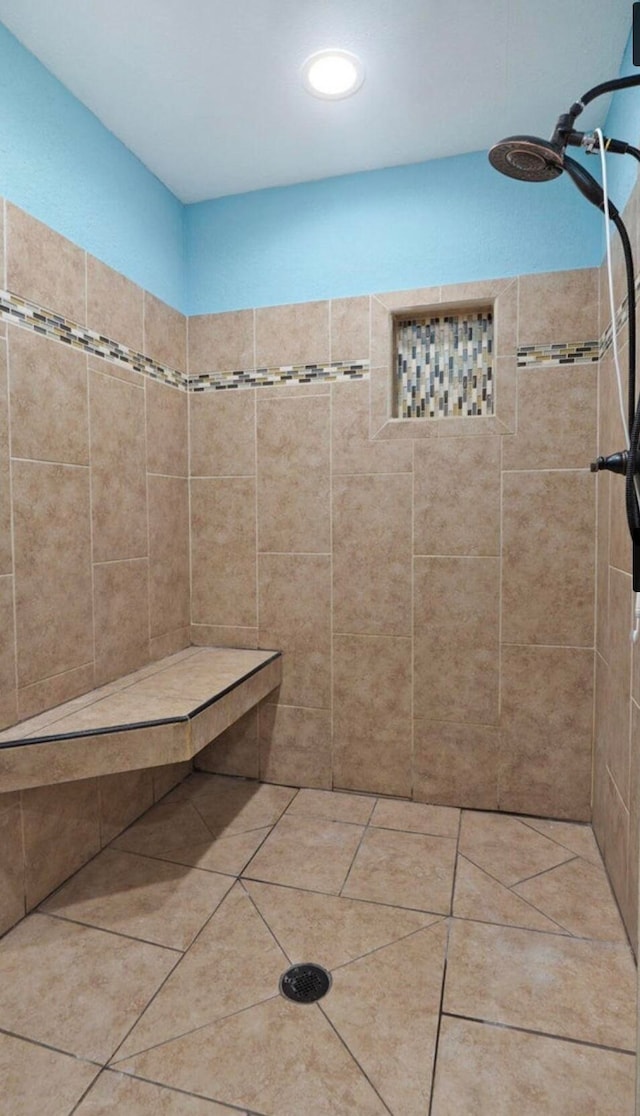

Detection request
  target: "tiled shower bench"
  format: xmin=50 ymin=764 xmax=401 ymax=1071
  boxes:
xmin=0 ymin=647 xmax=281 ymax=792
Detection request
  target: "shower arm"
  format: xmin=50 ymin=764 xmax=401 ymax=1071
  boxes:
xmin=551 ymin=74 xmax=640 ymax=149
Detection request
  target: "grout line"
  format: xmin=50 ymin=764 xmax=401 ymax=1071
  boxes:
xmin=316 ymin=1001 xmax=395 ymax=1115
xmin=0 ymin=1025 xmax=103 ymax=1068
xmin=239 ymin=868 xmax=448 ymax=917
xmin=338 ymin=821 xmax=370 ymax=898
xmin=440 ymin=1011 xmax=636 ymax=1057
xmin=36 ymin=909 xmax=185 ymax=954
xmin=142 ymin=382 xmax=152 ymax=662
xmin=239 ymin=878 xmax=292 ymax=964
xmin=80 ymin=1068 xmax=268 ymax=1116
xmin=410 ymin=438 xmax=415 ymax=799
xmin=428 ymin=916 xmax=451 ymax=1116
xmin=328 ymin=917 xmax=446 ymax=975
xmin=506 ymin=855 xmax=579 ymax=889
xmin=329 ymin=381 xmax=335 ymax=790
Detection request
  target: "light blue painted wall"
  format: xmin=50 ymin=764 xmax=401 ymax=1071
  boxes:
xmin=185 ymin=152 xmax=605 ymax=313
xmin=603 ymin=30 xmax=640 ymax=214
xmin=0 ymin=23 xmax=186 ymax=311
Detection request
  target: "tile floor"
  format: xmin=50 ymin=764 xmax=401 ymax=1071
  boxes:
xmin=0 ymin=772 xmax=636 ymax=1115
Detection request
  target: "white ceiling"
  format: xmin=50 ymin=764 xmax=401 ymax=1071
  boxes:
xmin=0 ymin=0 xmax=633 ymax=203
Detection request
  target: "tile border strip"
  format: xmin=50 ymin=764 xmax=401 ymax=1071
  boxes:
xmin=517 ymin=340 xmax=600 ymax=368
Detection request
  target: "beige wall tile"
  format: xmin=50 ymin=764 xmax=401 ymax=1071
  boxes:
xmin=330 ymin=297 xmax=370 ymax=362
xmin=258 ymin=553 xmax=330 ymax=709
xmin=86 ymin=255 xmax=144 ymax=352
xmin=595 ymin=768 xmax=631 ymax=934
xmin=93 ymin=559 xmax=150 ymax=685
xmin=6 ymin=204 xmax=86 ymax=323
xmin=596 ymin=473 xmax=610 ymax=658
xmin=493 ymin=280 xmax=518 ymax=357
xmin=332 ymin=379 xmax=413 ymax=475
xmin=333 ymin=473 xmax=411 ymax=636
xmin=195 ymin=707 xmax=259 ymax=778
xmin=99 ymin=769 xmax=155 ymax=845
xmin=0 ymin=200 xmax=4 ymax=291
xmin=145 ymin=380 xmax=187 ymax=477
xmin=259 ymin=703 xmax=332 ymax=788
xmin=87 ymin=354 xmax=142 ymax=389
xmin=190 ymin=477 xmax=257 ymax=626
xmin=17 ymin=663 xmax=94 ymax=723
xmin=500 ymin=645 xmax=594 ymax=820
xmin=0 ymin=343 xmax=11 ymax=575
xmin=414 ymin=556 xmax=500 ymax=724
xmin=149 ymin=627 xmax=190 ymax=661
xmin=0 ymin=791 xmax=24 ymax=935
xmin=370 ymin=298 xmax=393 ymax=374
xmin=603 ymin=569 xmax=633 ymax=803
xmin=89 ymin=371 xmax=147 ymax=562
xmin=518 ymin=268 xmax=599 ymax=346
xmin=153 ymin=760 xmax=193 ymax=802
xmin=609 ymin=467 xmax=631 ymax=575
xmin=148 ymin=475 xmax=189 ymax=639
xmin=190 ymin=624 xmax=258 ymax=649
xmin=333 ymin=634 xmax=412 ymax=798
xmin=503 ymin=365 xmax=597 ymax=472
xmin=143 ymin=291 xmax=186 ymax=371
xmin=626 ymin=700 xmax=639 ymax=952
xmin=22 ymin=777 xmax=100 ymax=908
xmin=257 ymin=396 xmax=330 ymax=554
xmin=495 ymin=356 xmax=517 ymax=434
xmin=13 ymin=461 xmax=93 ymax=687
xmin=0 ymin=575 xmax=16 ymax=731
xmin=188 ymin=310 xmax=254 ymax=375
xmin=255 ymin=301 xmax=330 ymax=367
xmin=8 ymin=328 xmax=89 ymax=465
xmin=190 ymin=389 xmax=256 ymax=477
xmin=414 ymin=437 xmax=500 ymax=556
xmin=501 ymin=471 xmax=595 ymax=647
xmin=375 ymin=286 xmax=441 ymax=312
xmin=413 ymin=720 xmax=500 ymax=810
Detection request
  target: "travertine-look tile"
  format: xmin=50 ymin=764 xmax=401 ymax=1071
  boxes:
xmin=331 ymin=379 xmax=412 ymax=474
xmin=196 ymin=707 xmax=260 ymax=778
xmin=8 ymin=327 xmax=89 ymax=465
xmin=502 ymin=365 xmax=596 ymax=471
xmin=13 ymin=460 xmax=93 ymax=686
xmin=6 ymin=203 xmax=86 ymax=323
xmin=255 ymin=300 xmax=330 ymax=367
xmin=0 ymin=791 xmax=25 ymax=935
xmin=452 ymin=855 xmax=566 ymax=933
xmin=86 ymin=256 xmax=144 ymax=352
xmin=150 ymin=627 xmax=190 ymax=661
xmin=330 ymin=296 xmax=370 ymax=361
xmin=333 ymin=634 xmax=412 ymax=797
xmin=188 ymin=309 xmax=254 ymax=375
xmin=324 ymin=923 xmax=447 ymax=1116
xmin=343 ymin=826 xmax=456 ymax=913
xmin=112 ymin=799 xmax=212 ymax=858
xmin=285 ymin=787 xmax=375 ymax=825
xmin=148 ymin=475 xmax=190 ymax=638
xmin=41 ymin=848 xmax=233 ymax=950
xmin=153 ymin=760 xmax=192 ymax=801
xmin=257 ymin=395 xmax=330 ymax=553
xmin=143 ymin=292 xmax=186 ymax=371
xmin=76 ymin=1071 xmax=237 ymax=1114
xmin=259 ymin=703 xmax=332 ymax=788
xmin=517 ymin=816 xmax=601 ymax=863
xmin=258 ymin=552 xmax=331 ymax=708
xmin=243 ymin=813 xmax=363 ymax=893
xmin=190 ymin=623 xmax=258 ymax=648
xmin=501 ymin=470 xmax=595 ymax=646
xmin=246 ymin=879 xmax=436 ymax=969
xmin=16 ymin=662 xmax=94 ymax=723
xmin=116 ymin=995 xmax=388 ymax=1115
xmin=0 ymin=343 xmax=11 ymax=575
xmin=413 ymin=721 xmax=500 ymax=810
xmin=0 ymin=1032 xmax=99 ymax=1116
xmin=152 ymin=826 xmax=271 ymax=876
xmin=499 ymin=645 xmax=594 ymax=820
xmin=113 ymin=884 xmax=288 ymax=1060
xmin=370 ymin=798 xmax=460 ymax=837
xmin=459 ymin=811 xmax=575 ymax=887
xmin=603 ymin=568 xmax=633 ymax=801
xmin=518 ymin=268 xmax=598 ymax=345
xmin=21 ymin=777 xmax=101 ymax=908
xmin=99 ymin=768 xmax=154 ymax=845
xmin=145 ymin=379 xmax=187 ymax=476
xmin=431 ymin=1016 xmax=635 ymax=1116
xmin=190 ymin=476 xmax=256 ymax=626
xmin=0 ymin=912 xmax=176 ymax=1062
xmin=414 ymin=437 xmax=500 ymax=555
xmin=93 ymin=559 xmax=150 ymax=685
xmin=89 ymin=371 xmax=147 ymax=561
xmin=190 ymin=389 xmax=256 ymax=477
xmin=148 ymin=774 xmax=294 ymax=842
xmin=333 ymin=473 xmax=412 ymax=635
xmin=414 ymin=557 xmax=500 ymax=724
xmin=0 ymin=575 xmax=17 ymax=731
xmin=444 ymin=918 xmax=636 ymax=1050
xmin=514 ymin=856 xmax=627 ymax=941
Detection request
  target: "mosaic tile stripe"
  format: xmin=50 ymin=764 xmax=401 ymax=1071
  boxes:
xmin=517 ymin=340 xmax=600 ymax=368
xmin=187 ymin=361 xmax=369 ymax=392
xmin=395 ymin=311 xmax=494 ymax=419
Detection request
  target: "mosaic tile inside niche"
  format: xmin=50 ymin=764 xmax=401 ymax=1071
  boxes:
xmin=395 ymin=309 xmax=494 ymax=419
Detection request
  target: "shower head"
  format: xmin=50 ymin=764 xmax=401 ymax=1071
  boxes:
xmin=488 ymin=135 xmax=564 ymax=182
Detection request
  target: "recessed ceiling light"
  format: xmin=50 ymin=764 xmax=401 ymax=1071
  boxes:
xmin=302 ymin=49 xmax=365 ymax=100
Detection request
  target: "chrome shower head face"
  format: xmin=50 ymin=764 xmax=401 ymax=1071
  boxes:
xmin=488 ymin=135 xmax=564 ymax=182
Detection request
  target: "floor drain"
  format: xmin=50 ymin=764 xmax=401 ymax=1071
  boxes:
xmin=279 ymin=963 xmax=332 ymax=1004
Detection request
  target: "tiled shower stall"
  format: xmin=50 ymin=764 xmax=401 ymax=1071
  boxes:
xmin=0 ymin=178 xmax=638 ymax=959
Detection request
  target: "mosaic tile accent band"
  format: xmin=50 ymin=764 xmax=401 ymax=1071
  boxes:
xmin=0 ymin=290 xmax=369 ymax=394
xmin=517 ymin=340 xmax=600 ymax=368
xmin=395 ymin=311 xmax=494 ymax=419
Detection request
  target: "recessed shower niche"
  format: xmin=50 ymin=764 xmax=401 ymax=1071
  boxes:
xmin=393 ymin=305 xmax=494 ymax=419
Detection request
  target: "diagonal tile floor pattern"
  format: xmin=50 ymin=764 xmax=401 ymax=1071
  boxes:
xmin=0 ymin=772 xmax=636 ymax=1114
